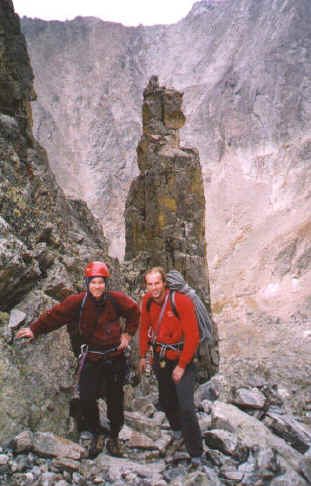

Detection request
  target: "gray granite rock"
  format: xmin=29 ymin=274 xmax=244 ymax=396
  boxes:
xmin=299 ymin=447 xmax=311 ymax=483
xmin=211 ymin=401 xmax=303 ymax=472
xmin=231 ymin=387 xmax=267 ymax=410
xmin=204 ymin=429 xmax=248 ymax=461
xmin=32 ymin=432 xmax=87 ymax=460
xmin=264 ymin=410 xmax=311 ymax=453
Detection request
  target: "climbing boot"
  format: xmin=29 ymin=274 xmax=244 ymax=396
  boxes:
xmin=106 ymin=437 xmax=123 ymax=457
xmin=94 ymin=434 xmax=105 ymax=456
xmin=79 ymin=431 xmax=97 ymax=458
xmin=189 ymin=456 xmax=202 ymax=470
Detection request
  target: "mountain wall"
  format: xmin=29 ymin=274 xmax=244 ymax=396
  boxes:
xmin=20 ymin=0 xmax=311 ymax=414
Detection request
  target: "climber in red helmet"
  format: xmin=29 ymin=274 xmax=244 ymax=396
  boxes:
xmin=16 ymin=261 xmax=140 ymax=458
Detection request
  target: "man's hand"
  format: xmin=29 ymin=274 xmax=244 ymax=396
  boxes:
xmin=118 ymin=332 xmax=131 ymax=350
xmin=172 ymin=365 xmax=184 ymax=383
xmin=15 ymin=327 xmax=34 ymax=342
xmin=138 ymin=358 xmax=146 ymax=375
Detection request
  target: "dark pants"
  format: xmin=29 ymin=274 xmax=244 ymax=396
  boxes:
xmin=79 ymin=355 xmax=125 ymax=438
xmin=153 ymin=356 xmax=203 ymax=458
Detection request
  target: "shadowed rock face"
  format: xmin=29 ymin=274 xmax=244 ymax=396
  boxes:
xmin=0 ymin=0 xmax=120 ymax=442
xmin=125 ymin=76 xmax=209 ymax=299
xmin=0 ymin=0 xmax=34 ymax=120
xmin=20 ymin=0 xmax=311 ymax=413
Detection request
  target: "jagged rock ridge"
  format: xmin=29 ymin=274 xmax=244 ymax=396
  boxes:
xmin=0 ymin=0 xmax=120 ymax=442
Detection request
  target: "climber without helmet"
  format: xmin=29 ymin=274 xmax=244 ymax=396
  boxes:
xmin=139 ymin=266 xmax=203 ymax=467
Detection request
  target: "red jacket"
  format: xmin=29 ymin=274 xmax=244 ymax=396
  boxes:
xmin=139 ymin=290 xmax=199 ymax=369
xmin=30 ymin=291 xmax=140 ymax=359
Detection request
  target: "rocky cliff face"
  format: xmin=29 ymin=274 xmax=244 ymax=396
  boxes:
xmin=20 ymin=0 xmax=311 ymax=415
xmin=0 ymin=0 xmax=121 ymax=442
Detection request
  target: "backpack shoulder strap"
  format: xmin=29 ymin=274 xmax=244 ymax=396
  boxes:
xmin=78 ymin=292 xmax=88 ymax=335
xmin=169 ymin=290 xmax=180 ymax=319
xmin=146 ymin=296 xmax=153 ymax=312
xmin=146 ymin=291 xmax=180 ymax=319
xmin=107 ymin=292 xmax=122 ymax=318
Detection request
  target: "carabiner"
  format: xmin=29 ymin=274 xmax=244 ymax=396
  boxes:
xmin=78 ymin=344 xmax=88 ymax=360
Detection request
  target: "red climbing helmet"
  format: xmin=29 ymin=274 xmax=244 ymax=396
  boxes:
xmin=85 ymin=261 xmax=110 ymax=278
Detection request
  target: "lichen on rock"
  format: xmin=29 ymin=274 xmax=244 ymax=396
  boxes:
xmin=125 ymin=76 xmax=210 ymax=303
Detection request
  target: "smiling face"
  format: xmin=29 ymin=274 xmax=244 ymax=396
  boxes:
xmin=88 ymin=276 xmax=106 ymax=300
xmin=145 ymin=271 xmax=166 ymax=304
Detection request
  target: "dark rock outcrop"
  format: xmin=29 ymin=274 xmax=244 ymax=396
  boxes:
xmin=0 ymin=0 xmax=120 ymax=442
xmin=125 ymin=76 xmax=209 ymax=299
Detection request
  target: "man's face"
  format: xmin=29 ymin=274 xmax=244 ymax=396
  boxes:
xmin=145 ymin=271 xmax=166 ymax=303
xmin=89 ymin=277 xmax=106 ymax=299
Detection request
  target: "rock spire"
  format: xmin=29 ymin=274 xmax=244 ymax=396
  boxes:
xmin=125 ymin=76 xmax=209 ymax=301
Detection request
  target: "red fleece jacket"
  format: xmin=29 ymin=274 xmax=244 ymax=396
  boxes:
xmin=139 ymin=290 xmax=199 ymax=369
xmin=30 ymin=292 xmax=140 ymax=359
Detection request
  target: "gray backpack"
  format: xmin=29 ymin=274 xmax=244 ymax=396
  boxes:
xmin=166 ymin=270 xmax=219 ymax=383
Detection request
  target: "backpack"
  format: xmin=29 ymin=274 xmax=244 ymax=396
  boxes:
xmin=148 ymin=270 xmax=219 ymax=383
